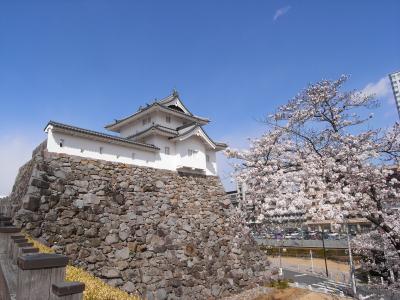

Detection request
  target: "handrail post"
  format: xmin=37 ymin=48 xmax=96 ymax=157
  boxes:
xmin=17 ymin=253 xmax=69 ymax=300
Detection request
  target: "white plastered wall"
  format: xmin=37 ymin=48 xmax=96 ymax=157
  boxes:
xmin=205 ymin=151 xmax=217 ymax=176
xmin=47 ymin=129 xmax=158 ymax=168
xmin=46 ymin=127 xmax=219 ymax=176
xmin=176 ymin=136 xmax=207 ymax=171
xmin=144 ymin=135 xmax=177 ymax=171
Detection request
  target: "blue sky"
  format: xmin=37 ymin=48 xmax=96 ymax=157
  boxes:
xmin=0 ymin=1 xmax=399 ymax=194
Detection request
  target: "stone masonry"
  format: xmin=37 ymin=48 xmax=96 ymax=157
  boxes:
xmin=2 ymin=141 xmax=271 ymax=299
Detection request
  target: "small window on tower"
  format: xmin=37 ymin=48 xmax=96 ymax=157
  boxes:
xmin=188 ymin=149 xmax=197 ymax=156
xmin=59 ymin=139 xmax=64 ymax=148
xmin=165 ymin=147 xmax=170 ymax=155
xmin=132 ymin=152 xmax=135 ymax=159
xmin=99 ymin=147 xmax=103 ymax=154
xmin=166 ymin=115 xmax=171 ymax=123
xmin=80 ymin=148 xmax=84 ymax=153
xmin=206 ymin=154 xmax=210 ymax=162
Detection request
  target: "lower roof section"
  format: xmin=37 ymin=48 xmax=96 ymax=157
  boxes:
xmin=45 ymin=121 xmax=160 ymax=152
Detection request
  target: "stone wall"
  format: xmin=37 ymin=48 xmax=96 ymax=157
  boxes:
xmin=4 ymin=145 xmax=271 ymax=300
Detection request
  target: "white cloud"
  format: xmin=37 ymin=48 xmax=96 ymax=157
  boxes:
xmin=273 ymin=5 xmax=291 ymax=22
xmin=0 ymin=134 xmax=42 ymax=196
xmin=361 ymin=76 xmax=394 ymax=104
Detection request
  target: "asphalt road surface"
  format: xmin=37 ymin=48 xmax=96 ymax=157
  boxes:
xmin=283 ymin=269 xmax=399 ymax=300
xmin=282 ymin=269 xmax=350 ymax=296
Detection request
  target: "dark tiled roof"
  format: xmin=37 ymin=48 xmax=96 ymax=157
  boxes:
xmin=46 ymin=121 xmax=160 ymax=150
xmin=105 ymin=101 xmax=209 ymax=129
xmin=176 ymin=122 xmax=198 ymax=131
xmin=127 ymin=122 xmax=228 ymax=150
xmin=126 ymin=125 xmax=178 ymax=140
xmin=215 ymin=142 xmax=228 ymax=148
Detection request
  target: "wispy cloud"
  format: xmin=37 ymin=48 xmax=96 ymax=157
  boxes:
xmin=361 ymin=76 xmax=394 ymax=105
xmin=273 ymin=5 xmax=291 ymax=22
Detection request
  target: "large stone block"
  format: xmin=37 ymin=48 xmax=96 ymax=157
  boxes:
xmin=8 ymin=149 xmax=271 ymax=300
xmin=30 ymin=178 xmax=50 ymax=189
xmin=23 ymin=195 xmax=41 ymax=211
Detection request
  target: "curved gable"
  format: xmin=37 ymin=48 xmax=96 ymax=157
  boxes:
xmin=171 ymin=126 xmax=216 ymax=150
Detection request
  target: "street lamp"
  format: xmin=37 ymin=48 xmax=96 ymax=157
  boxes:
xmin=346 ymin=221 xmax=357 ymax=295
xmin=321 ymin=229 xmax=329 ymax=277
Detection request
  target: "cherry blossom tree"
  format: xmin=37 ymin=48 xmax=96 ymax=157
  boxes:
xmin=226 ymin=76 xmax=400 ymax=265
xmin=352 ymin=229 xmax=399 ymax=284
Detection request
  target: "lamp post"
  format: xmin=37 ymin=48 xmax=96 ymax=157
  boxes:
xmin=321 ymin=230 xmax=329 ymax=277
xmin=310 ymin=249 xmax=314 ymax=273
xmin=346 ymin=222 xmax=357 ymax=295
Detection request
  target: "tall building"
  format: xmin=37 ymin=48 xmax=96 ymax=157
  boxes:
xmin=389 ymin=71 xmax=400 ymax=118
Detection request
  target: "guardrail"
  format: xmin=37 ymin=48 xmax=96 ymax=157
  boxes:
xmin=255 ymin=238 xmax=348 ymax=249
xmin=0 ymin=214 xmax=85 ymax=300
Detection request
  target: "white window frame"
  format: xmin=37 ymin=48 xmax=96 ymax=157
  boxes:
xmin=165 ymin=147 xmax=170 ymax=155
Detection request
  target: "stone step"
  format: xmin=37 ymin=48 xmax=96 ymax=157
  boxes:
xmin=52 ymin=281 xmax=85 ymax=298
xmin=0 ymin=221 xmax=13 ymax=226
xmin=10 ymin=234 xmax=25 ymax=240
xmin=15 ymin=242 xmax=34 ymax=248
xmin=21 ymin=247 xmax=39 ymax=255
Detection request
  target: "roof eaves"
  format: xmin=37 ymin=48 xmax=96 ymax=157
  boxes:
xmin=104 ymin=103 xmax=158 ymax=129
xmin=176 ymin=122 xmax=198 ymax=131
xmin=172 ymin=125 xmax=199 ymax=139
xmin=46 ymin=121 xmax=160 ymax=151
xmin=173 ymin=125 xmax=228 ymax=150
xmin=105 ymin=102 xmax=208 ymax=131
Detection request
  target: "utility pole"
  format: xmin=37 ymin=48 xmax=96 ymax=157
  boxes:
xmin=278 ymin=238 xmax=283 ymax=276
xmin=346 ymin=222 xmax=357 ymax=295
xmin=310 ymin=249 xmax=314 ymax=273
xmin=321 ymin=230 xmax=329 ymax=277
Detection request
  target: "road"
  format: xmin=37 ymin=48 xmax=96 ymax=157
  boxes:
xmin=283 ymin=269 xmax=400 ymax=300
xmin=282 ymin=269 xmax=351 ymax=296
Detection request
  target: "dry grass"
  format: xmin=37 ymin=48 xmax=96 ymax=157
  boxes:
xmin=24 ymin=234 xmax=141 ymax=300
xmin=66 ymin=265 xmax=140 ymax=300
